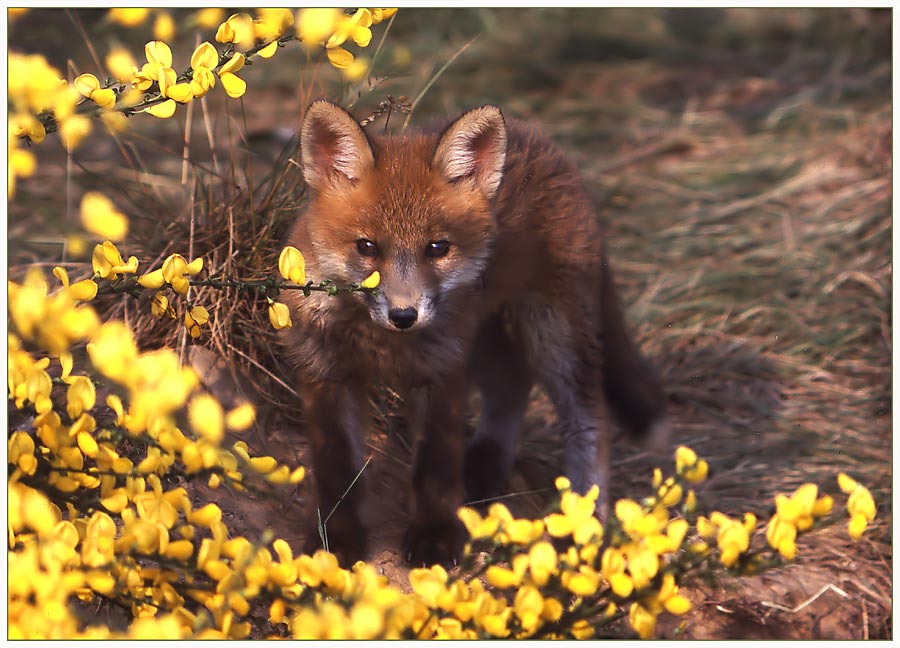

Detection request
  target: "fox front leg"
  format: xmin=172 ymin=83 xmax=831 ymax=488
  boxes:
xmin=300 ymin=379 xmax=370 ymax=566
xmin=403 ymin=370 xmax=468 ymax=566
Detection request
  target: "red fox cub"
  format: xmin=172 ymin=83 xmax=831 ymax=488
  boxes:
xmin=281 ymin=100 xmax=669 ymax=566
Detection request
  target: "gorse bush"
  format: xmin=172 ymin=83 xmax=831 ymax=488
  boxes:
xmin=7 ymin=7 xmax=878 ymax=639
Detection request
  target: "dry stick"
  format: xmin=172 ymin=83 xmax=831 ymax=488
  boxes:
xmin=178 ymin=175 xmax=198 ymax=367
xmin=226 ymin=343 xmax=300 ymax=399
xmin=200 ymin=94 xmax=221 ymax=179
xmin=348 ymin=12 xmax=397 ymax=109
xmin=64 ymin=9 xmax=104 ymax=76
xmin=301 ymin=53 xmax=327 ymax=115
xmin=180 ymin=36 xmax=201 ymax=185
xmin=317 ymin=457 xmax=373 ymax=551
xmin=402 ymin=35 xmax=480 ymax=131
xmin=237 ymin=97 xmax=255 ymax=240
xmin=760 ymin=583 xmax=850 ymax=615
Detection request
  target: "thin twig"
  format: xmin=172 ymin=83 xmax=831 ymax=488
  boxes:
xmin=760 ymin=583 xmax=850 ymax=614
xmin=403 ymin=35 xmax=480 ymax=130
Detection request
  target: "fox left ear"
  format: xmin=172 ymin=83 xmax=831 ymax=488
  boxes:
xmin=301 ymin=100 xmax=375 ymax=192
xmin=433 ymin=105 xmax=507 ymax=200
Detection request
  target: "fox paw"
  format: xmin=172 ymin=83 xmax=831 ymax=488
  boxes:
xmin=402 ymin=517 xmax=466 ymax=567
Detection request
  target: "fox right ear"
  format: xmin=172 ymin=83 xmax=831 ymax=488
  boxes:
xmin=301 ymin=100 xmax=374 ymax=191
xmin=433 ymin=105 xmax=507 ymax=200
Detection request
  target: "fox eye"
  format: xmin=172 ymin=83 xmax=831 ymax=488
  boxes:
xmin=356 ymin=238 xmax=379 ymax=257
xmin=425 ymin=240 xmax=451 ymax=258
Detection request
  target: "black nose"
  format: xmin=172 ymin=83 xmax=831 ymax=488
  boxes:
xmin=388 ymin=307 xmax=418 ymax=330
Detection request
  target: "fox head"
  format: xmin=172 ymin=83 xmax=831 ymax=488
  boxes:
xmin=299 ymin=100 xmax=507 ymax=332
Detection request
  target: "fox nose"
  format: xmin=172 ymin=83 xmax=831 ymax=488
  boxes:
xmin=388 ymin=307 xmax=418 ymax=330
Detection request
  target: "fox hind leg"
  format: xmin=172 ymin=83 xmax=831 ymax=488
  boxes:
xmin=521 ymin=304 xmax=612 ymax=517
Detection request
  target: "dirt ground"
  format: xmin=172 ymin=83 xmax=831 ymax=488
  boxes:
xmin=9 ymin=8 xmax=892 ymax=640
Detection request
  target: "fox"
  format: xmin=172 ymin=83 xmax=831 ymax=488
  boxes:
xmin=280 ymin=99 xmax=669 ymax=566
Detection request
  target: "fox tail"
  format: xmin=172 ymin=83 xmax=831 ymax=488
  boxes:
xmin=598 ymin=255 xmax=670 ymax=449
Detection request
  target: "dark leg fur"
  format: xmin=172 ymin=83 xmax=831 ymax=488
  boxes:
xmin=300 ymin=380 xmax=368 ymax=566
xmin=403 ymin=368 xmax=469 ymax=566
xmin=464 ymin=314 xmax=534 ymax=507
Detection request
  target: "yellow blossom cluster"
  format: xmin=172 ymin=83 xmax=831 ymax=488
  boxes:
xmin=6 ymin=302 xmax=880 ymax=644
xmin=837 ymin=473 xmax=876 ymax=540
xmin=297 ymin=8 xmax=397 ymax=80
xmin=764 ymin=483 xmax=833 ymax=560
xmin=9 ymin=9 xmax=398 ymax=201
xmin=8 ymin=53 xmax=87 ymax=195
xmin=8 ymin=264 xmax=310 ymax=638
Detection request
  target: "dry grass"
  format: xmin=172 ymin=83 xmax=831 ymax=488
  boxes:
xmin=8 ymin=8 xmax=891 ymax=639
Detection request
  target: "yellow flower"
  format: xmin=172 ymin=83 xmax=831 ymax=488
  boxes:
xmin=296 ymin=8 xmax=342 ymax=49
xmin=91 ymin=241 xmax=138 ymax=279
xmin=81 ymin=191 xmax=129 ymax=241
xmin=216 ymin=13 xmax=254 ymax=48
xmin=409 ymin=564 xmax=448 ymax=607
xmin=159 ymin=253 xmax=203 ymax=294
xmin=528 ymin=541 xmax=557 ymax=586
xmin=189 ymin=394 xmax=224 ymax=444
xmin=629 ymin=602 xmax=657 ymax=639
xmin=485 ymin=565 xmax=520 ymax=589
xmin=52 ymin=266 xmax=98 ymax=301
xmin=278 ymin=246 xmax=307 ymax=284
xmin=59 ymin=115 xmax=92 ymax=150
xmin=185 ymin=41 xmax=219 ymax=99
xmin=218 ymin=53 xmax=246 ymax=99
xmin=766 ymin=514 xmax=797 ymax=560
xmin=675 ymin=445 xmax=709 ymax=483
xmin=457 ymin=506 xmax=500 ymax=540
xmin=106 ymin=46 xmax=138 ymax=82
xmin=372 ymin=8 xmax=399 ymax=24
xmin=226 ymin=403 xmax=256 ymax=431
xmin=513 ymin=585 xmax=544 ymax=632
xmin=715 ymin=514 xmax=751 ymax=567
xmin=108 ymin=8 xmax=150 ymax=27
xmin=9 ymin=129 xmax=36 ymax=196
xmin=327 ymin=46 xmax=354 ymax=69
xmin=85 ymin=323 xmax=132 ymax=384
xmin=194 ymin=8 xmax=225 ymax=30
xmin=847 ymin=486 xmax=876 ymax=523
xmin=625 ymin=543 xmax=658 ymax=590
xmin=145 ymin=40 xmax=172 ymax=68
xmin=657 ymin=478 xmax=683 ymax=507
xmin=148 ymin=99 xmax=177 ymax=118
xmin=153 ymin=11 xmax=175 ymax=41
xmin=268 ymin=302 xmax=292 ymax=329
xmin=328 ymin=9 xmax=373 ymax=49
xmin=8 ymin=430 xmax=37 ymax=476
xmin=361 ymin=271 xmax=381 ymax=289
xmin=341 ymin=57 xmax=369 ymax=83
xmin=563 ymin=565 xmax=600 ymax=596
xmin=11 ymin=112 xmax=47 ymax=144
xmin=184 ymin=305 xmax=210 ymax=338
xmin=66 ymin=375 xmax=96 ymax=419
xmin=151 ymin=292 xmax=175 ymax=319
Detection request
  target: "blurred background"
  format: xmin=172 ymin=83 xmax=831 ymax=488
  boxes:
xmin=8 ymin=8 xmax=891 ymax=639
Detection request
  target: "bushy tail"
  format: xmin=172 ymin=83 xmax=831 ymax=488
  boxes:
xmin=599 ymin=255 xmax=670 ymax=448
